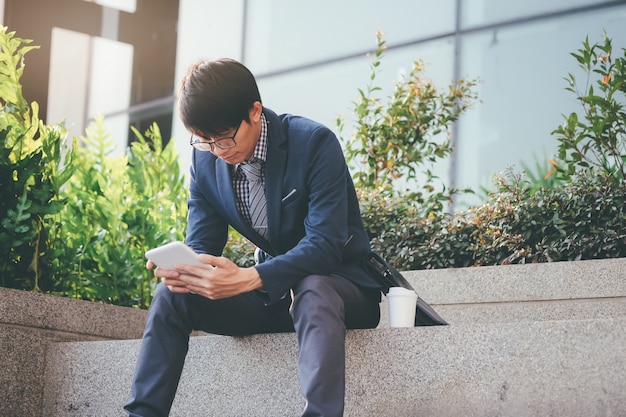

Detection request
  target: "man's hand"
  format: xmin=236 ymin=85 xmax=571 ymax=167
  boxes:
xmin=147 ymin=255 xmax=263 ymax=299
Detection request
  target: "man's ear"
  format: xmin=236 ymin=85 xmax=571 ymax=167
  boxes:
xmin=249 ymin=101 xmax=263 ymax=122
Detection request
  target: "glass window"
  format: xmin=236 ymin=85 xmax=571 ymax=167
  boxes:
xmin=48 ymin=28 xmax=91 ymax=143
xmin=455 ymin=6 xmax=626 ymax=206
xmin=257 ymin=37 xmax=454 ymax=128
xmin=256 ymin=37 xmax=455 ymax=185
xmin=461 ymin=0 xmax=610 ymax=29
xmin=48 ymin=27 xmax=133 ymax=155
xmin=245 ymin=0 xmax=456 ymax=73
xmin=83 ymin=0 xmax=137 ymax=13
xmin=8 ymin=0 xmax=177 ymax=150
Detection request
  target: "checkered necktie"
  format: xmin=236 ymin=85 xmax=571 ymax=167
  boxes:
xmin=239 ymin=159 xmax=268 ymax=239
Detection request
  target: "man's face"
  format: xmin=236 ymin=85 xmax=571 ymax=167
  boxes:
xmin=194 ymin=101 xmax=263 ymax=165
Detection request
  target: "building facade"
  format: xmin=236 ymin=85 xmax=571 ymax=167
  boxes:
xmin=3 ymin=0 xmax=626 ymax=204
xmin=1 ymin=0 xmax=178 ymax=156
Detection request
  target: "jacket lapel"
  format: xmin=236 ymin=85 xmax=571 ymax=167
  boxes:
xmin=213 ymin=109 xmax=286 ymax=253
xmin=264 ymin=109 xmax=288 ymax=251
xmin=216 ymin=148 xmax=275 ymax=250
xmin=215 ymin=159 xmax=252 ymax=234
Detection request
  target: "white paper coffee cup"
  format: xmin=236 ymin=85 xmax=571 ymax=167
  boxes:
xmin=387 ymin=287 xmax=418 ymax=327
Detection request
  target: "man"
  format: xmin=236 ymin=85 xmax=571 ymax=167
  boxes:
xmin=124 ymin=58 xmax=381 ymax=417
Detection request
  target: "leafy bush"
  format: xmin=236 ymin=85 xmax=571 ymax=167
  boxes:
xmin=361 ymin=31 xmax=626 ymax=270
xmin=45 ymin=118 xmax=188 ymax=307
xmin=369 ymin=170 xmax=626 ymax=270
xmin=552 ymin=31 xmax=626 ymax=181
xmin=0 ymin=27 xmax=76 ymax=291
xmin=0 ymin=26 xmax=256 ymax=306
xmin=342 ymin=32 xmax=479 ymax=255
xmin=223 ymin=227 xmax=255 ymax=267
xmin=338 ymin=31 xmax=479 ymax=216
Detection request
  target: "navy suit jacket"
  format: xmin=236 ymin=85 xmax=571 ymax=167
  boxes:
xmin=185 ymin=108 xmax=380 ymax=304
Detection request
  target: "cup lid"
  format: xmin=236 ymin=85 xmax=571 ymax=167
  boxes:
xmin=388 ymin=287 xmax=416 ymax=296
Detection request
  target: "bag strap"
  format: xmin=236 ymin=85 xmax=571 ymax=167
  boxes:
xmin=364 ymin=252 xmax=414 ymax=294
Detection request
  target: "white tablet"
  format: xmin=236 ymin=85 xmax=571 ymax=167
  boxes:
xmin=145 ymin=241 xmax=210 ymax=270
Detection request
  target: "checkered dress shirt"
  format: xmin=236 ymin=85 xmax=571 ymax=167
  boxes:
xmin=234 ymin=113 xmax=268 ymax=224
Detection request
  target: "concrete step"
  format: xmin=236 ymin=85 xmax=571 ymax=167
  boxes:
xmin=42 ymin=317 xmax=626 ymax=416
xmin=380 ymin=257 xmax=626 ymax=326
xmin=0 ymin=287 xmax=148 ymax=417
xmin=14 ymin=257 xmax=626 ymax=416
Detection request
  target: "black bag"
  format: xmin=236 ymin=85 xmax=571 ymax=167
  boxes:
xmin=363 ymin=252 xmax=448 ymax=326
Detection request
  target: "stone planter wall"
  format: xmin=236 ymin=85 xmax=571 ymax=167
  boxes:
xmin=0 ymin=287 xmax=147 ymax=417
xmin=2 ymin=257 xmax=626 ymax=416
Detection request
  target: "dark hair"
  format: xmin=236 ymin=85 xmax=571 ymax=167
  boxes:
xmin=178 ymin=58 xmax=262 ymax=136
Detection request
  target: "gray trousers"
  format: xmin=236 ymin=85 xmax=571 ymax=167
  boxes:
xmin=124 ymin=274 xmax=380 ymax=417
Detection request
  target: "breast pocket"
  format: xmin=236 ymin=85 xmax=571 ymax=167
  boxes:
xmin=281 ymin=188 xmax=300 ymax=207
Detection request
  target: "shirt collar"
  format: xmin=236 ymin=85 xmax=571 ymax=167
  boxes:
xmin=249 ymin=112 xmax=268 ymax=163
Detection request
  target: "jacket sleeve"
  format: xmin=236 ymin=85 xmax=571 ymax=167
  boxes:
xmin=185 ymin=150 xmax=230 ymax=256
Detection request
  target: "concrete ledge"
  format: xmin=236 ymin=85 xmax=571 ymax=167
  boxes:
xmin=377 ymin=258 xmax=626 ymax=326
xmin=402 ymin=257 xmax=626 ymax=304
xmin=0 ymin=287 xmax=148 ymax=339
xmin=427 ymin=297 xmax=626 ymax=325
xmin=0 ymin=287 xmax=148 ymax=417
xmin=5 ymin=257 xmax=626 ymax=416
xmin=42 ymin=317 xmax=626 ymax=416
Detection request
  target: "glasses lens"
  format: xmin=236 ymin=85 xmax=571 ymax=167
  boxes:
xmin=191 ymin=139 xmax=214 ymax=152
xmin=213 ymin=138 xmax=237 ymax=149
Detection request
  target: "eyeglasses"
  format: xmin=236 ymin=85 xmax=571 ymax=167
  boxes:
xmin=190 ymin=122 xmax=241 ymax=152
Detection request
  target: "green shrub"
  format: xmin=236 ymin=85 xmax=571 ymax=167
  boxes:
xmin=0 ymin=26 xmax=76 ymax=291
xmin=338 ymin=31 xmax=479 ymax=216
xmin=343 ymin=31 xmax=479 ymax=260
xmin=552 ymin=31 xmax=626 ymax=181
xmin=45 ymin=118 xmax=188 ymax=308
xmin=374 ymin=170 xmax=626 ymax=270
xmin=362 ymin=31 xmax=626 ymax=270
xmin=0 ymin=26 xmax=257 ymax=306
xmin=223 ymin=227 xmax=255 ymax=267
